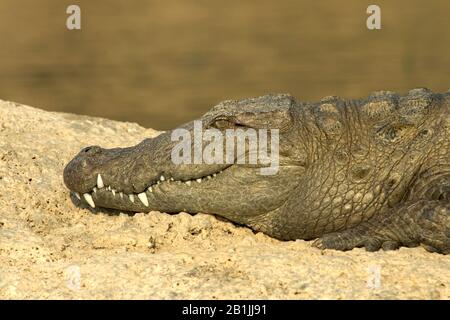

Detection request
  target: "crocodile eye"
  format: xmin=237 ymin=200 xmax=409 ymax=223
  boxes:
xmin=211 ymin=117 xmax=240 ymax=129
xmin=214 ymin=120 xmax=232 ymax=128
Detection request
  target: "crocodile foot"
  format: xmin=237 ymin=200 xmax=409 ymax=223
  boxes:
xmin=313 ymin=233 xmax=403 ymax=252
xmin=313 ymin=200 xmax=450 ymax=254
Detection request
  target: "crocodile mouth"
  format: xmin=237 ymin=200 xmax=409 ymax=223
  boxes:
xmin=67 ymin=159 xmax=304 ymax=215
xmin=73 ymin=167 xmax=229 ymax=210
xmin=63 ymin=122 xmax=304 ymax=215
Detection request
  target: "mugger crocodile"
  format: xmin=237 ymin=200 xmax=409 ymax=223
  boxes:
xmin=64 ymin=88 xmax=450 ymax=254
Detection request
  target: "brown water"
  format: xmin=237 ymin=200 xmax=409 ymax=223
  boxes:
xmin=0 ymin=0 xmax=449 ymax=130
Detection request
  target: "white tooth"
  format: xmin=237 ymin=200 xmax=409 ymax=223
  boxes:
xmin=160 ymin=175 xmax=165 ymax=181
xmin=97 ymin=174 xmax=104 ymax=188
xmin=83 ymin=193 xmax=95 ymax=208
xmin=119 ymin=192 xmax=124 ymax=199
xmin=112 ymin=189 xmax=116 ymax=196
xmin=93 ymin=187 xmax=97 ymax=193
xmin=196 ymin=178 xmax=202 ymax=183
xmin=138 ymin=192 xmax=149 ymax=206
xmin=74 ymin=192 xmax=81 ymax=200
xmin=170 ymin=178 xmax=174 ymax=181
xmin=213 ymin=173 xmax=217 ymax=177
xmin=148 ymin=187 xmax=153 ymax=193
xmin=207 ymin=175 xmax=212 ymax=180
xmin=129 ymin=194 xmax=135 ymax=203
xmin=157 ymin=181 xmax=160 ymax=185
xmin=185 ymin=181 xmax=191 ymax=186
xmin=107 ymin=186 xmax=111 ymax=191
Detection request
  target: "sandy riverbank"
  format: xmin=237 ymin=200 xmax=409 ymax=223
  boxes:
xmin=0 ymin=99 xmax=448 ymax=299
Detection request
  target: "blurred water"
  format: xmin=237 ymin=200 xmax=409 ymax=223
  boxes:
xmin=0 ymin=0 xmax=449 ymax=129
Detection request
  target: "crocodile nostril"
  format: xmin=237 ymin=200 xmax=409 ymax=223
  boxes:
xmin=82 ymin=146 xmax=101 ymax=154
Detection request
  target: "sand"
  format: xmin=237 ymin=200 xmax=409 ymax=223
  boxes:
xmin=0 ymin=99 xmax=448 ymax=299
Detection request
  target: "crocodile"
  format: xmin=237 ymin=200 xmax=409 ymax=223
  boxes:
xmin=63 ymin=88 xmax=450 ymax=254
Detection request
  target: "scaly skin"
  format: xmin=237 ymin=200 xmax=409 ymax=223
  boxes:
xmin=64 ymin=88 xmax=450 ymax=254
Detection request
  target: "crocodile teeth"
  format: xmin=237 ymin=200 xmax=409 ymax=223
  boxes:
xmin=185 ymin=181 xmax=191 ymax=186
xmin=97 ymin=174 xmax=104 ymax=188
xmin=107 ymin=186 xmax=111 ymax=191
xmin=196 ymin=178 xmax=202 ymax=183
xmin=160 ymin=175 xmax=165 ymax=181
xmin=74 ymin=192 xmax=81 ymax=200
xmin=148 ymin=187 xmax=152 ymax=193
xmin=111 ymin=189 xmax=116 ymax=196
xmin=170 ymin=178 xmax=174 ymax=181
xmin=207 ymin=175 xmax=212 ymax=180
xmin=119 ymin=192 xmax=124 ymax=199
xmin=93 ymin=187 xmax=97 ymax=193
xmin=129 ymin=194 xmax=135 ymax=203
xmin=212 ymin=173 xmax=217 ymax=177
xmin=83 ymin=193 xmax=95 ymax=208
xmin=138 ymin=192 xmax=149 ymax=206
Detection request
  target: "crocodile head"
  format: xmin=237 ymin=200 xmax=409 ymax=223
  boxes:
xmin=64 ymin=89 xmax=449 ymax=238
xmin=63 ymin=94 xmax=306 ymax=223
